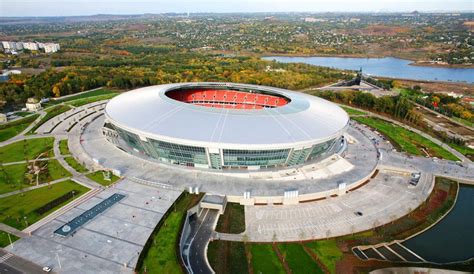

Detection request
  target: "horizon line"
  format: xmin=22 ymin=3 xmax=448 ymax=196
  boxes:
xmin=1 ymin=10 xmax=474 ymax=18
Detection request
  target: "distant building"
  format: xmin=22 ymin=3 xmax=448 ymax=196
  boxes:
xmin=0 ymin=113 xmax=7 ymax=123
xmin=26 ymin=98 xmax=42 ymax=112
xmin=14 ymin=42 xmax=23 ymax=50
xmin=304 ymin=17 xmax=327 ymax=23
xmin=44 ymin=43 xmax=60 ymax=53
xmin=23 ymin=42 xmax=39 ymax=51
xmin=1 ymin=41 xmax=60 ymax=54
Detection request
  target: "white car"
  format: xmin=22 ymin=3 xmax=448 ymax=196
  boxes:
xmin=42 ymin=266 xmax=52 ymax=272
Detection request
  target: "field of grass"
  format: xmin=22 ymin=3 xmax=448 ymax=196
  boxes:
xmin=305 ymin=240 xmax=343 ymax=274
xmin=29 ymin=104 xmax=71 ymax=134
xmin=0 ymin=180 xmax=89 ymax=230
xmin=86 ymin=170 xmax=119 ymax=186
xmin=0 ymin=137 xmax=54 ymax=163
xmin=64 ymin=156 xmax=88 ymax=173
xmin=215 ymin=203 xmax=245 ymax=234
xmin=0 ymin=160 xmax=71 ymax=195
xmin=0 ymin=231 xmax=19 ymax=248
xmin=58 ymin=139 xmax=70 ymax=155
xmin=250 ymin=244 xmax=286 ymax=274
xmin=0 ymin=114 xmax=39 ymax=142
xmin=51 ymin=88 xmax=118 ymax=104
xmin=44 ymin=159 xmax=72 ymax=182
xmin=278 ymin=243 xmax=324 ymax=274
xmin=137 ymin=193 xmax=201 ymax=274
xmin=451 ymin=116 xmax=474 ymax=128
xmin=14 ymin=111 xmax=32 ymax=117
xmin=208 ymin=241 xmax=249 ymax=274
xmin=341 ymin=106 xmax=367 ymax=116
xmin=353 ymin=116 xmax=459 ymax=161
xmin=0 ymin=163 xmax=29 ymax=194
xmin=69 ymin=92 xmax=119 ymax=107
xmin=448 ymin=143 xmax=474 ymax=160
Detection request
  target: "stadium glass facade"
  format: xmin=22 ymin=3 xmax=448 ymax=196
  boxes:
xmin=110 ymin=124 xmax=344 ymax=170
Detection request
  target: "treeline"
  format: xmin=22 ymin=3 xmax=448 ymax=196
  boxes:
xmin=0 ymin=52 xmax=345 ymax=110
xmin=0 ymin=69 xmax=107 ymax=109
xmin=415 ymin=93 xmax=473 ymax=122
xmin=364 ymin=77 xmax=394 ymax=90
xmin=315 ymin=90 xmax=424 ymax=125
xmin=315 ymin=89 xmax=471 ymax=146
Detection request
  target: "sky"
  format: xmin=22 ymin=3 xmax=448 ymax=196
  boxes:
xmin=1 ymin=0 xmax=473 ymax=17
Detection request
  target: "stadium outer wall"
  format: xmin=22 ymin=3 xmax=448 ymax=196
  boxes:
xmin=103 ymin=82 xmax=349 ymax=173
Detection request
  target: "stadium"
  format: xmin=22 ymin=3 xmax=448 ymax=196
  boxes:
xmin=103 ymin=82 xmax=349 ymax=172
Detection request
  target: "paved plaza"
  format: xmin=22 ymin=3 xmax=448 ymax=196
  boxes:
xmin=6 ymin=179 xmax=181 ymax=273
xmin=243 ymin=169 xmax=434 ymax=241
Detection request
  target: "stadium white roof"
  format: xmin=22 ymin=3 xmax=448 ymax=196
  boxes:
xmin=105 ymin=83 xmax=349 ymax=149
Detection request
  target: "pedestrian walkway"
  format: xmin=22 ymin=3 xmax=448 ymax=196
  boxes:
xmin=0 ymin=223 xmax=31 ymax=238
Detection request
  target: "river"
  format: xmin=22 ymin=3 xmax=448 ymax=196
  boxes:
xmin=263 ymin=56 xmax=474 ymax=83
xmin=402 ymin=184 xmax=474 ymax=263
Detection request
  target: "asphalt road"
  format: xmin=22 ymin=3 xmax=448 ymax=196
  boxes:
xmin=186 ymin=209 xmax=219 ymax=274
xmin=0 ymin=249 xmax=45 ymax=274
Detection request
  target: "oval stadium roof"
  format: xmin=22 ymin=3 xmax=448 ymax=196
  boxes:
xmin=105 ymin=82 xmax=349 ymax=149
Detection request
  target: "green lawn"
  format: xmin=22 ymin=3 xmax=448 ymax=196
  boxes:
xmin=340 ymin=106 xmax=367 ymax=116
xmin=353 ymin=117 xmax=459 ymax=161
xmin=278 ymin=243 xmax=324 ymax=274
xmin=208 ymin=241 xmax=249 ymax=274
xmin=451 ymin=116 xmax=474 ymax=128
xmin=69 ymin=92 xmax=119 ymax=107
xmin=0 ymin=137 xmax=54 ymax=163
xmin=0 ymin=163 xmax=29 ymax=194
xmin=58 ymin=139 xmax=70 ymax=155
xmin=0 ymin=231 xmax=19 ymax=248
xmin=14 ymin=111 xmax=32 ymax=117
xmin=137 ymin=193 xmax=201 ymax=274
xmin=250 ymin=244 xmax=285 ymax=274
xmin=0 ymin=160 xmax=71 ymax=195
xmin=448 ymin=143 xmax=474 ymax=160
xmin=0 ymin=114 xmax=39 ymax=142
xmin=51 ymin=88 xmax=118 ymax=105
xmin=64 ymin=156 xmax=88 ymax=173
xmin=305 ymin=240 xmax=343 ymax=274
xmin=215 ymin=203 xmax=245 ymax=234
xmin=0 ymin=180 xmax=89 ymax=230
xmin=86 ymin=170 xmax=119 ymax=186
xmin=44 ymin=159 xmax=72 ymax=182
xmin=29 ymin=105 xmax=71 ymax=134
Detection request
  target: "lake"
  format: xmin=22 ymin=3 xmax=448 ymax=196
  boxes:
xmin=263 ymin=56 xmax=474 ymax=83
xmin=403 ymin=184 xmax=474 ymax=263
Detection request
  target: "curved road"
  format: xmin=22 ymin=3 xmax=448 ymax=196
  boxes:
xmin=185 ymin=209 xmax=219 ymax=274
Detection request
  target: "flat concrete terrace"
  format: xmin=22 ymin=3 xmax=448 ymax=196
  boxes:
xmin=35 ymin=101 xmax=107 ymax=134
xmin=76 ymin=113 xmax=378 ymax=202
xmin=243 ymin=169 xmax=434 ymax=242
xmin=6 ymin=179 xmax=181 ymax=273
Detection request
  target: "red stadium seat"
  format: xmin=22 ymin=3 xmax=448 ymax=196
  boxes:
xmin=166 ymin=88 xmax=288 ymax=109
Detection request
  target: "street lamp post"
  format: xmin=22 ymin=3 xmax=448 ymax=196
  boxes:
xmin=7 ymin=233 xmax=14 ymax=248
xmin=56 ymin=252 xmax=62 ymax=269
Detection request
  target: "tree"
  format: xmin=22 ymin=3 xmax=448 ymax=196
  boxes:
xmin=52 ymin=85 xmax=61 ymax=97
